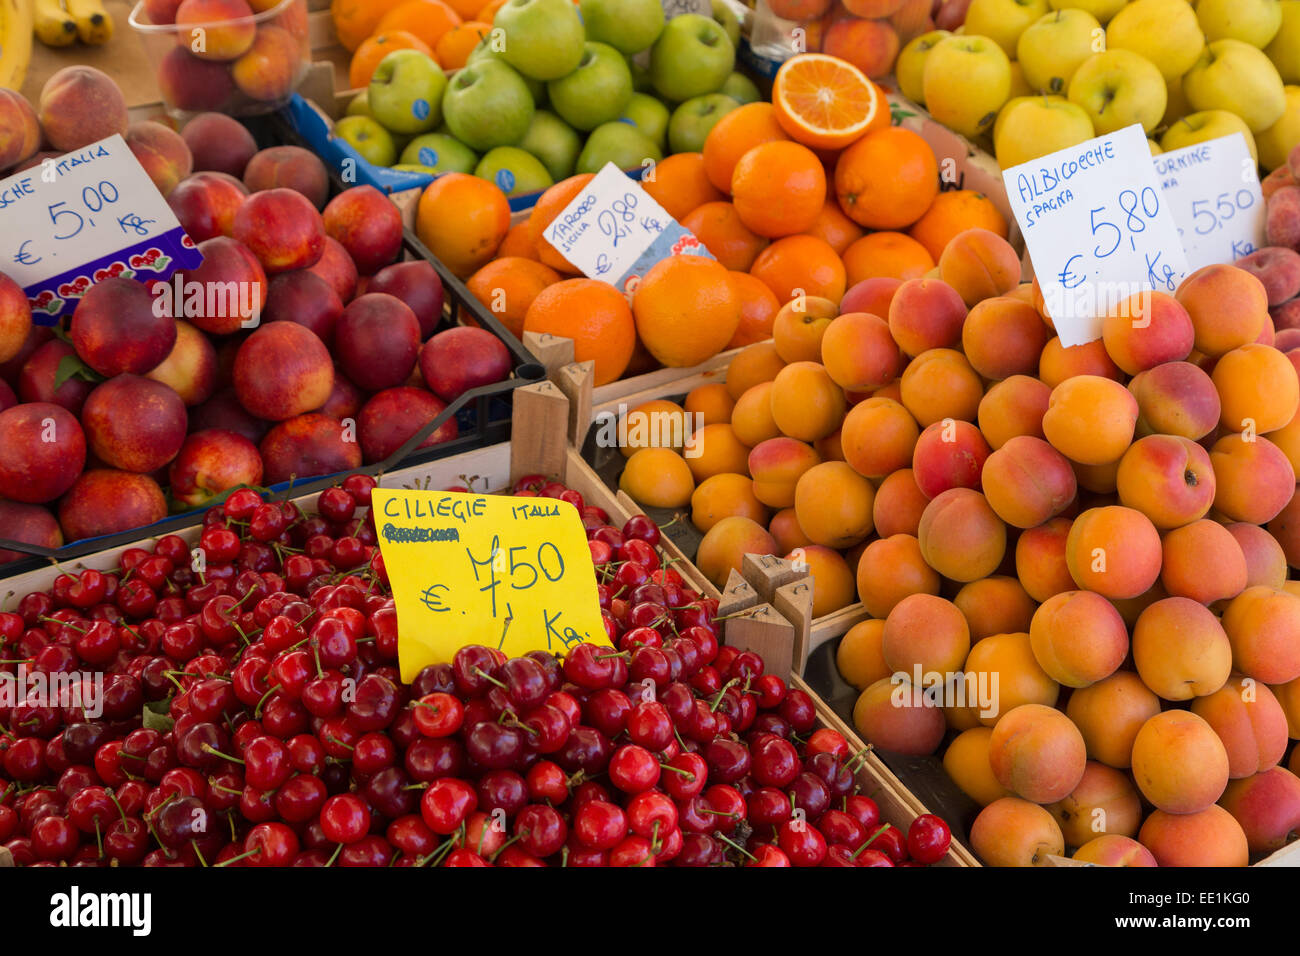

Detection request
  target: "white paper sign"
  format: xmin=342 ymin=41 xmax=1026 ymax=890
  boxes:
xmin=1003 ymin=124 xmax=1190 ymax=348
xmin=1154 ymin=133 xmax=1265 ymax=271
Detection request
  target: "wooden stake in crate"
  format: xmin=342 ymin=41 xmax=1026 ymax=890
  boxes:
xmin=522 ymin=331 xmax=576 ymax=373
xmin=724 ymin=603 xmax=796 ymax=682
xmin=718 ymin=569 xmax=759 ymax=617
xmin=554 ymin=361 xmax=595 ymax=447
xmin=510 ymin=381 xmax=569 ymax=484
xmin=773 ymin=577 xmax=815 ymax=675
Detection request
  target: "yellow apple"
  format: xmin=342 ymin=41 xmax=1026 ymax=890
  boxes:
xmin=1160 ymin=110 xmax=1259 ymax=164
xmin=964 ymin=0 xmax=1051 ymax=57
xmin=1048 ymin=0 xmax=1126 ymax=25
xmin=1148 ymin=138 xmax=1162 ymax=155
xmin=922 ymin=34 xmax=1013 ymax=139
xmin=1106 ymin=0 xmax=1205 ymax=81
xmin=1017 ymin=9 xmax=1104 ymax=95
xmin=1008 ymin=61 xmax=1033 ymax=99
xmin=1265 ymin=1 xmax=1300 ymax=83
xmin=1258 ymin=85 xmax=1300 ymax=169
xmin=995 ymin=95 xmax=1096 ymax=167
xmin=1183 ymin=39 xmax=1287 ymax=132
xmin=994 ymin=94 xmax=1036 ymax=140
xmin=897 ymin=30 xmax=952 ymax=105
xmin=1163 ymin=73 xmax=1191 ymax=126
xmin=1196 ymin=0 xmax=1282 ymax=49
xmin=1067 ymin=49 xmax=1168 ymax=134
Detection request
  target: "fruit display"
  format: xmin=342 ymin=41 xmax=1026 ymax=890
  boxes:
xmin=750 ymin=0 xmax=938 ymax=81
xmin=1251 ymin=147 xmax=1300 ymax=332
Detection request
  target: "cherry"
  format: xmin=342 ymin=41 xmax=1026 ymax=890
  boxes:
xmin=520 ymin=703 xmax=570 ymax=753
xmin=856 ymin=848 xmax=895 ymax=867
xmin=844 ymin=795 xmax=880 ymax=834
xmin=804 ymin=751 xmax=854 ymax=796
xmin=274 ymin=774 xmax=328 ymax=823
xmin=388 ymin=815 xmax=438 ymax=857
xmin=500 ymin=656 xmax=548 ymax=710
xmin=476 ymin=769 xmax=527 ymax=818
xmin=790 ymin=771 xmax=831 ymax=820
xmin=818 ymin=808 xmax=867 ymax=849
xmin=583 ymin=687 xmax=631 ymax=738
xmin=243 ymin=822 xmax=299 ymax=867
xmin=777 ymin=819 xmax=827 ymax=867
xmin=625 ymin=790 xmax=677 ymax=840
xmin=421 ymin=778 xmax=477 ymax=835
xmin=554 ymin=725 xmax=610 ymax=775
xmin=525 ymin=760 xmax=568 ymax=804
xmin=676 ymin=832 xmax=723 ymax=867
xmin=748 ymin=787 xmax=794 ymax=827
xmin=572 ymin=800 xmax=626 ymax=850
xmin=751 ymin=736 xmax=800 ymax=788
xmin=661 ymin=751 xmax=707 ymax=801
xmin=865 ymin=823 xmax=909 ymax=864
xmin=464 ymin=722 xmax=525 ymax=770
xmin=608 ymin=744 xmax=661 ymax=793
xmin=907 ymin=813 xmax=952 ymax=864
xmin=243 ymin=736 xmax=291 ymax=791
xmin=704 ymin=738 xmax=751 ymax=784
xmin=320 ymin=793 xmax=371 ymax=845
xmin=515 ymin=803 xmax=567 ymax=858
xmin=30 ymin=815 xmax=79 ymax=861
xmin=105 ymin=818 xmax=149 ymax=865
xmin=622 ymin=515 xmax=660 ymax=545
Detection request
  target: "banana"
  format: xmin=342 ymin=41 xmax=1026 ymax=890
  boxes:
xmin=33 ymin=0 xmax=75 ymax=48
xmin=0 ymin=0 xmax=35 ymax=89
xmin=65 ymin=0 xmax=111 ymax=45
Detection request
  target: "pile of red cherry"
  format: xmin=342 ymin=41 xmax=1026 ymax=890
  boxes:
xmin=0 ymin=474 xmax=952 ymax=866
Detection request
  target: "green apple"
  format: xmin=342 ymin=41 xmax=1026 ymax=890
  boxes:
xmin=619 ymin=92 xmax=671 ymax=149
xmin=1016 ymin=10 xmax=1101 ymax=95
xmin=629 ymin=55 xmax=653 ymax=93
xmin=346 ymin=91 xmax=371 ymax=117
xmin=1257 ymin=84 xmax=1300 ymax=169
xmin=1106 ymin=0 xmax=1203 ymax=82
xmin=897 ymin=30 xmax=951 ymax=104
xmin=334 ymin=116 xmax=397 ymax=167
xmin=367 ymin=50 xmax=447 ymax=135
xmin=712 ymin=0 xmax=741 ymax=50
xmin=1183 ymin=39 xmax=1287 ymax=132
xmin=922 ymin=35 xmax=1012 ymax=139
xmin=575 ymin=120 xmax=662 ymax=174
xmin=1265 ymin=1 xmax=1300 ymax=83
xmin=1160 ymin=110 xmax=1259 ymax=164
xmin=443 ymin=59 xmax=536 ymax=151
xmin=994 ymin=96 xmax=1095 ymax=168
xmin=1047 ymin=0 xmax=1126 ymax=24
xmin=719 ymin=71 xmax=760 ymax=104
xmin=649 ymin=14 xmax=735 ymax=103
xmin=964 ymin=0 xmax=1050 ymax=58
xmin=1066 ymin=49 xmax=1167 ymax=134
xmin=579 ymin=0 xmax=664 ymax=55
xmin=1196 ymin=0 xmax=1282 ymax=49
xmin=467 ymin=39 xmax=548 ymax=105
xmin=547 ymin=42 xmax=634 ymax=131
xmin=493 ymin=0 xmax=585 ymax=80
xmin=399 ymin=133 xmax=479 ymax=173
xmin=475 ymin=146 xmax=554 ymax=196
xmin=667 ymin=93 xmax=739 ymax=153
xmin=517 ymin=110 xmax=582 ymax=180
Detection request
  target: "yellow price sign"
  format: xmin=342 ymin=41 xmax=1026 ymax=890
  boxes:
xmin=370 ymin=489 xmax=612 ymax=682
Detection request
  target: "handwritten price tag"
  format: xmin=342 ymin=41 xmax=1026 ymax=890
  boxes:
xmin=542 ymin=162 xmax=712 ymax=294
xmin=371 ymin=489 xmax=611 ymax=682
xmin=1154 ymin=133 xmax=1265 ymax=271
xmin=0 ymin=134 xmax=202 ymax=324
xmin=1003 ymin=124 xmax=1190 ymax=348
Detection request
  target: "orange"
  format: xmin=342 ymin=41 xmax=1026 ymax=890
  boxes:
xmin=376 ymin=0 xmax=463 ymax=51
xmin=680 ymin=201 xmax=768 ymax=272
xmin=750 ymin=235 xmax=847 ymax=304
xmin=908 ymin=190 xmax=1009 ymax=262
xmin=771 ymin=52 xmax=887 ymax=150
xmin=633 ymin=256 xmax=742 ymax=368
xmin=349 ymin=32 xmax=434 ymax=89
xmin=701 ymin=102 xmax=791 ymax=194
xmin=834 ymin=126 xmax=939 ymax=230
xmin=466 ymin=257 xmax=560 ymax=339
xmin=529 ymin=174 xmax=595 ymax=274
xmin=435 ymin=21 xmax=492 ymax=69
xmin=727 ymin=271 xmax=781 ymax=348
xmin=731 ymin=141 xmax=827 ymax=238
xmin=805 ymin=198 xmax=865 ymax=255
xmin=415 ymin=172 xmax=511 ymax=278
xmin=498 ymin=221 xmax=539 ymax=260
xmin=523 ymin=279 xmax=637 ymax=386
xmin=477 ymin=0 xmax=507 ymax=19
xmin=842 ymin=231 xmax=935 ymax=285
xmin=641 ymin=153 xmax=725 ymax=223
xmin=332 ymin=0 xmax=409 ymax=52
xmin=443 ymin=0 xmax=487 ymax=18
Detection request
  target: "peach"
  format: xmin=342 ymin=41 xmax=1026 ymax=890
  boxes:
xmin=1160 ymin=519 xmax=1248 ymax=605
xmin=1030 ymin=591 xmax=1128 ymax=689
xmin=1219 ymin=766 xmax=1300 ymax=855
xmin=1227 ymin=522 xmax=1288 ymax=590
xmin=917 ymin=488 xmax=1007 ymax=583
xmin=1209 ymin=434 xmax=1295 ymax=524
xmin=167 ymin=171 xmax=248 ymax=243
xmin=1263 ymin=165 xmax=1297 ymax=198
xmin=233 ymin=321 xmax=333 ymax=421
xmin=1190 ymin=674 xmax=1289 ymax=779
xmin=982 ymin=435 xmax=1076 ymax=529
xmin=158 ymin=47 xmax=236 ymax=112
xmin=954 ymin=575 xmax=1035 ymax=642
xmin=0 ymin=275 xmax=32 ymax=369
xmin=965 ymin=632 xmax=1060 ymax=726
xmin=57 ymin=470 xmax=167 ymax=542
xmin=182 ymin=112 xmax=258 ymax=178
xmin=962 ymin=296 xmax=1048 ymax=380
xmin=143 ymin=320 xmax=217 ymax=409
xmin=264 ymin=272 xmax=342 ymax=347
xmin=1267 ymin=486 xmax=1300 ymax=567
xmin=1043 ymin=375 xmax=1139 ymax=466
xmin=357 ymin=388 xmax=456 ymax=463
xmin=726 ymin=342 xmax=787 ymax=400
xmin=691 ymin=474 xmax=768 ymax=533
xmin=243 ymin=145 xmax=329 ymax=209
xmin=307 ymin=237 xmax=359 ymax=304
xmin=1015 ymin=517 xmax=1075 ymax=603
xmin=324 ymin=185 xmax=403 ymax=277
xmin=369 ymin=260 xmax=441 ymax=338
xmin=0 ymin=501 xmax=62 ymax=565
xmin=232 ymin=188 xmax=326 ymax=275
xmin=1038 ymin=336 xmax=1123 ymax=389
xmin=819 ymin=312 xmax=902 ymax=390
xmin=970 ymin=797 xmax=1065 ymax=867
xmin=1115 ymin=435 xmax=1215 ymax=530
xmin=316 ymin=372 xmax=363 ymax=422
xmin=855 ymin=533 xmax=940 ymax=618
xmin=71 ymin=277 xmax=178 ymax=379
xmin=1048 ymin=761 xmax=1142 ymax=846
xmin=839 ymin=276 xmax=902 ymax=317
xmin=730 ymin=382 xmax=780 ymax=448
xmin=769 ymin=361 xmax=845 ymax=442
xmin=1216 ymin=343 xmax=1300 ymax=434
xmin=851 ymin=676 xmax=946 ymax=755
xmin=1234 ymin=247 xmax=1300 ymax=307
xmin=1222 ymin=586 xmax=1300 ymax=685
xmin=231 ymin=26 xmax=302 ymax=103
xmin=1131 ymin=710 xmax=1230 ymax=813
xmin=178 ymin=236 xmax=269 ymax=335
xmin=336 ymin=294 xmax=421 ymax=392
xmin=841 ymin=397 xmax=920 ymax=479
xmin=1101 ymin=291 xmax=1194 ymax=375
xmin=899 ymin=348 xmax=983 ymax=426
xmin=1072 ymin=834 xmax=1157 ymax=867
xmin=768 ymin=507 xmax=811 ymax=554
xmin=882 ymin=593 xmax=971 ymax=677
xmin=686 ymin=424 xmax=750 ymax=483
xmin=1065 ymin=506 xmax=1162 ymax=600
xmin=937 ymin=228 xmax=1021 ymax=307
xmin=1138 ymin=806 xmax=1249 ymax=867
xmin=887 ymin=278 xmax=966 ymax=357
xmin=792 ymin=461 xmax=874 ymax=548
xmin=259 ymin=412 xmax=362 ymax=485
xmin=978 ymin=375 xmax=1050 ymax=449
xmin=0 ymin=403 xmax=86 ymax=505
xmin=1269 ymin=187 xmax=1300 ymax=247
xmin=1127 ymin=361 xmax=1221 ymax=440
xmin=943 ymin=727 xmax=1013 ymax=807
xmin=872 ymin=468 xmax=928 ymax=537
xmin=169 ymin=429 xmax=262 ymax=508
xmin=37 ymin=66 xmax=128 ymax=152
xmin=747 ymin=436 xmax=821 ymax=508
xmin=836 ymin=618 xmax=889 ymax=690
xmin=1065 ymin=671 xmax=1160 ymax=769
xmin=822 ymin=16 xmax=899 ymax=78
xmin=695 ymin=515 xmax=778 ymax=589
xmin=1132 ymin=597 xmax=1232 ymax=700
xmin=81 ymin=375 xmax=187 ymax=475
xmin=988 ymin=703 xmax=1087 ymax=805
xmin=176 ymin=0 xmax=258 ymax=61
xmin=125 ymin=121 xmax=194 ymax=198
xmin=0 ymin=88 xmax=41 ymax=170
xmin=771 ymin=297 xmax=836 ymax=364
xmin=911 ymin=419 xmax=990 ymax=500
xmin=792 ymin=545 xmax=855 ymax=617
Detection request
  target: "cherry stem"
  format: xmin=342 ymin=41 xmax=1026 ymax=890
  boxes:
xmin=489 ymin=831 xmax=522 ymax=863
xmin=312 ymin=640 xmax=325 ymax=680
xmin=209 ymin=782 xmax=242 ymax=796
xmin=843 ymin=744 xmax=875 ymax=771
xmin=596 ymin=651 xmax=630 ymax=661
xmin=190 ymin=838 xmax=208 ymax=868
xmin=324 ymin=842 xmax=343 ymax=867
xmin=501 ymin=713 xmax=538 ymax=736
xmin=658 ymin=764 xmax=696 ymax=782
xmin=473 ymin=667 xmax=508 ymax=690
xmin=215 ymin=846 xmax=261 ymax=867
xmin=710 ymin=678 xmax=739 ymax=713
xmin=851 ymin=823 xmax=893 ymax=860
xmin=715 ymin=831 xmax=755 ymax=861
xmin=324 ymin=736 xmax=354 ymax=752
xmin=94 ymin=818 xmax=103 ymax=860
xmin=105 ymin=789 xmax=127 ymax=824
xmin=200 ymin=744 xmax=245 ymax=765
xmin=698 ymin=808 xmax=738 ymax=818
xmin=39 ymin=616 xmax=87 ymax=634
xmin=253 ymin=682 xmax=282 ymax=719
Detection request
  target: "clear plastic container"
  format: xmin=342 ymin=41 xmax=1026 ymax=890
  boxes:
xmin=129 ymin=0 xmax=310 ymax=119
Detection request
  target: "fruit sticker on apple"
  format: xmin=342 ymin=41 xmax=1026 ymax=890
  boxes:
xmin=1002 ymin=123 xmax=1190 ymax=348
xmin=371 ymin=488 xmax=611 ymax=682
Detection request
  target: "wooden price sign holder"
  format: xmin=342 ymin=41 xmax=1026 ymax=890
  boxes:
xmin=523 ymin=332 xmax=596 ymax=449
xmin=714 ymin=553 xmax=815 ymax=682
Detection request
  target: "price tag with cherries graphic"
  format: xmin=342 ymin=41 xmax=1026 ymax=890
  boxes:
xmin=0 ymin=133 xmax=203 ymax=324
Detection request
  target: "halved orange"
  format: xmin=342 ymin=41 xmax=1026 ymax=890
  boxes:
xmin=772 ymin=53 xmax=886 ymax=151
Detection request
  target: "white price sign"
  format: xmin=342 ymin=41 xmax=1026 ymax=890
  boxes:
xmin=1003 ymin=124 xmax=1190 ymax=348
xmin=1154 ymin=133 xmax=1265 ymax=271
xmin=0 ymin=133 xmax=202 ymax=323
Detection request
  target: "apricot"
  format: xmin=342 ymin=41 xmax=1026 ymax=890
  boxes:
xmin=771 ymin=296 xmax=837 ymax=364
xmin=840 ymin=397 xmax=919 ymax=478
xmin=970 ymin=797 xmax=1065 ymax=867
xmin=1038 ymin=337 xmax=1123 ymax=389
xmin=836 ymin=618 xmax=890 ymax=690
xmin=855 ymin=533 xmax=941 ymax=619
xmin=1227 ymin=523 xmax=1288 ymax=590
xmin=1267 ymin=486 xmax=1300 ymax=568
xmin=619 ymin=448 xmax=694 ymax=509
xmin=1130 ymin=710 xmax=1230 ymax=814
xmin=1221 ymin=586 xmax=1300 ymax=684
xmin=1267 ymin=407 xmax=1300 ymax=475
xmin=1131 ymin=597 xmax=1232 ymax=701
xmin=1138 ymin=806 xmax=1249 ymax=867
xmin=1072 ymin=458 xmax=1121 ymax=496
xmin=899 ymin=348 xmax=983 ymax=426
xmin=965 ymin=632 xmax=1060 ymax=726
xmin=954 ymin=575 xmax=1035 ymax=642
xmin=1115 ymin=435 xmax=1215 ymax=530
xmin=694 ymin=515 xmax=778 ymax=589
xmin=1042 ymin=375 xmax=1139 ymax=466
xmin=872 ymin=468 xmax=928 ymax=537
xmin=1218 ymin=766 xmax=1300 ymax=855
xmin=793 ymin=461 xmax=875 ymax=549
xmin=1030 ymin=591 xmax=1128 ymax=689
xmin=768 ymin=507 xmax=811 ymax=554
xmin=882 ymin=593 xmax=970 ymax=677
xmin=1072 ymin=834 xmax=1157 ymax=867
xmin=1212 ymin=343 xmax=1300 ymax=434
xmin=982 ymin=436 xmax=1077 ymax=529
xmin=944 ymin=727 xmax=1013 ymax=807
xmin=730 ymin=382 xmax=780 ymax=447
xmin=1190 ymin=674 xmax=1289 ymax=779
xmin=962 ymin=296 xmax=1048 ymax=381
xmin=747 ymin=436 xmax=821 ymax=508
xmin=791 ymin=545 xmax=855 ymax=618
xmin=690 ymin=473 xmax=768 ymax=534
xmin=937 ymin=228 xmax=1021 ymax=307
xmin=1065 ymin=671 xmax=1161 ymax=769
xmin=769 ymin=361 xmax=845 ymax=442
xmin=820 ymin=311 xmax=903 ymax=391
xmin=1015 ymin=517 xmax=1075 ymax=603
xmin=1160 ymin=519 xmax=1248 ymax=605
xmin=725 ymin=341 xmax=785 ymax=400
xmin=917 ymin=488 xmax=1007 ymax=583
xmin=911 ymin=418 xmax=991 ymax=500
xmin=851 ymin=676 xmax=946 ymax=756
xmin=1209 ymin=434 xmax=1296 ymax=525
xmin=1175 ymin=262 xmax=1270 ymax=358
xmin=1274 ymin=676 xmax=1300 ymax=739
xmin=618 ymin=399 xmax=689 ymax=457
xmin=1065 ymin=506 xmax=1162 ymax=600
xmin=1128 ymin=361 xmax=1220 ymax=440
xmin=886 ymin=277 xmax=966 ymax=357
xmin=978 ymin=375 xmax=1050 ymax=449
xmin=685 ymin=423 xmax=750 ymax=482
xmin=1048 ymin=761 xmax=1142 ymax=846
xmin=684 ymin=383 xmax=734 ymax=425
xmin=988 ymin=703 xmax=1087 ymax=805
xmin=1100 ymin=291 xmax=1194 ymax=375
